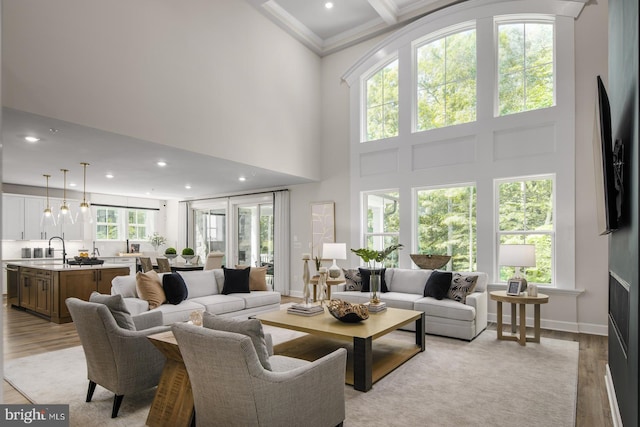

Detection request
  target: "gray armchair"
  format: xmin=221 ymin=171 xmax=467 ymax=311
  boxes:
xmin=65 ymin=297 xmax=169 ymax=418
xmin=172 ymin=322 xmax=347 ymax=427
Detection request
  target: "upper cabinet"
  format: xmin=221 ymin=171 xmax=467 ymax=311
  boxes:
xmin=2 ymin=195 xmax=85 ymax=241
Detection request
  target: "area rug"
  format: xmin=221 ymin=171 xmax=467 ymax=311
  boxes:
xmin=4 ymin=328 xmax=578 ymax=427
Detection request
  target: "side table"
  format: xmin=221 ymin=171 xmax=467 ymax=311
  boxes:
xmin=309 ymin=276 xmax=345 ymax=301
xmin=489 ymin=290 xmax=549 ymax=346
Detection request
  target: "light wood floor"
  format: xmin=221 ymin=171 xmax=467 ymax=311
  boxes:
xmin=2 ymin=298 xmax=612 ymax=426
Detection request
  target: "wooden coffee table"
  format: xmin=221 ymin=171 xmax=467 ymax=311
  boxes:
xmin=255 ymin=306 xmax=425 ymax=392
xmin=490 ymin=290 xmax=549 ymax=346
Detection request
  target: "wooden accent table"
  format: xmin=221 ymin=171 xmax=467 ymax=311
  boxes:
xmin=490 ymin=290 xmax=549 ymax=346
xmin=146 ymin=331 xmax=194 ymax=427
xmin=255 ymin=307 xmax=424 ymax=392
xmin=309 ymin=276 xmax=345 ymax=301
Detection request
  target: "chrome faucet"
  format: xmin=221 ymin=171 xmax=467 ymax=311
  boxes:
xmin=48 ymin=236 xmax=67 ymax=265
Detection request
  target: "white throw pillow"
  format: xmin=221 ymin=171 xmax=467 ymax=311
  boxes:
xmin=111 ymin=274 xmax=138 ymax=298
xmin=177 ymin=270 xmax=218 ymax=299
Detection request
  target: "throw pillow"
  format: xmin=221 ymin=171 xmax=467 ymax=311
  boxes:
xmin=423 ymin=270 xmax=453 ymax=300
xmin=235 ymin=265 xmax=268 ymax=291
xmin=162 ymin=273 xmax=189 ymax=305
xmin=358 ymin=268 xmax=388 ymax=293
xmin=202 ymin=312 xmax=272 ymax=370
xmin=89 ymin=291 xmax=136 ymax=330
xmin=342 ymin=268 xmax=363 ymax=291
xmin=221 ymin=267 xmax=251 ymax=294
xmin=135 ymin=270 xmax=166 ymax=309
xmin=448 ymin=273 xmax=478 ymax=303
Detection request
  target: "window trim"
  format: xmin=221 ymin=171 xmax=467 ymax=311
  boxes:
xmin=494 ymin=174 xmax=556 ymax=286
xmin=361 ymin=190 xmax=400 ymax=251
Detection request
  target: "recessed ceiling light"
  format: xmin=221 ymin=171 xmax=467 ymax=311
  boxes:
xmin=69 ymin=182 xmax=77 ymax=187
xmin=325 ymin=2 xmax=334 ymax=9
xmin=185 ymin=185 xmax=192 ymax=189
xmin=25 ymin=136 xmax=40 ymax=143
xmin=238 ymin=176 xmax=247 ymax=182
xmin=105 ymin=174 xmax=114 ymax=179
xmin=157 ymin=161 xmax=167 ymax=167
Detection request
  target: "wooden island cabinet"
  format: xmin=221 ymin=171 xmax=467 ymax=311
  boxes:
xmin=9 ymin=263 xmax=130 ymax=323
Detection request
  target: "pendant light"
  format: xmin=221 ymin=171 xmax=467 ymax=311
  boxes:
xmin=77 ymin=162 xmax=93 ymax=224
xmin=58 ymin=168 xmax=75 ymax=225
xmin=41 ymin=174 xmax=57 ymax=228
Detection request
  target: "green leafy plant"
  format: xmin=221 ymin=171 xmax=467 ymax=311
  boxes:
xmin=314 ymin=256 xmax=322 ymax=272
xmin=351 ymin=244 xmax=404 ymax=303
xmin=148 ymin=233 xmax=166 ymax=249
xmin=165 ymin=247 xmax=177 ymax=255
xmin=181 ymin=247 xmax=195 ymax=256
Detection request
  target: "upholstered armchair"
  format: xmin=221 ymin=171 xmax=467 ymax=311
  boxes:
xmin=65 ymin=297 xmax=169 ymax=418
xmin=172 ymin=322 xmax=347 ymax=427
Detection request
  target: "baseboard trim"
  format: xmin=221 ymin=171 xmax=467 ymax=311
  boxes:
xmin=487 ymin=314 xmax=607 ymax=335
xmin=578 ymin=322 xmax=608 ymax=336
xmin=605 ymin=364 xmax=623 ymax=427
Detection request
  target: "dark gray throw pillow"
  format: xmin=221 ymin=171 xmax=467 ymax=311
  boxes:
xmin=162 ymin=273 xmax=189 ymax=305
xmin=358 ymin=268 xmax=388 ymax=293
xmin=222 ymin=267 xmax=251 ymax=294
xmin=89 ymin=291 xmax=136 ymax=330
xmin=423 ymin=271 xmax=453 ymax=300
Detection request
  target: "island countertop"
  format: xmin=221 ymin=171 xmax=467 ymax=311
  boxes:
xmin=6 ymin=261 xmax=133 ymax=271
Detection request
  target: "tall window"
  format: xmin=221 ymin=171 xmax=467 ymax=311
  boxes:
xmin=416 ymin=185 xmax=476 ymax=271
xmin=497 ymin=19 xmax=554 ymax=115
xmin=128 ymin=209 xmax=150 ymax=240
xmin=363 ymin=191 xmax=400 ymax=267
xmin=96 ymin=207 xmax=120 ymax=240
xmin=497 ymin=176 xmax=554 ymax=284
xmin=364 ymin=59 xmax=399 ymax=142
xmin=415 ymin=27 xmax=476 ymax=131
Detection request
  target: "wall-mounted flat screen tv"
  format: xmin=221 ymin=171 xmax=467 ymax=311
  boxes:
xmin=593 ymin=75 xmax=619 ymax=234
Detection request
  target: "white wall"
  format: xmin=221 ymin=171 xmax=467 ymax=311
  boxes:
xmin=2 ymin=0 xmax=322 ymax=181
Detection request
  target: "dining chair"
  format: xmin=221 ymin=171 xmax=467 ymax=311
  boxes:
xmin=156 ymin=257 xmax=171 ymax=273
xmin=139 ymin=257 xmax=153 ymax=273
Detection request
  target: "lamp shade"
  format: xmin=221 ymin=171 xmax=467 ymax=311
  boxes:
xmin=322 ymin=243 xmax=347 ymax=260
xmin=498 ymin=244 xmax=536 ymax=267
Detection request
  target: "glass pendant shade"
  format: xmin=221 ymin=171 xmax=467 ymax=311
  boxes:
xmin=57 ymin=169 xmax=75 ymax=225
xmin=76 ymin=162 xmax=93 ymax=224
xmin=41 ymin=174 xmax=57 ymax=228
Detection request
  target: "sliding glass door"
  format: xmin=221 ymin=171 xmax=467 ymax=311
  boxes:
xmin=234 ymin=202 xmax=273 ymax=281
xmin=193 ymin=204 xmax=227 ymax=265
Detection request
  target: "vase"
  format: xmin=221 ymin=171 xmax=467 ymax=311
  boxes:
xmin=370 ymin=274 xmax=381 ymax=304
xmin=302 ymin=259 xmax=311 ymax=305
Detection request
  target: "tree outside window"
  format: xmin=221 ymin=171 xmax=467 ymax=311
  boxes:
xmin=365 ymin=59 xmax=399 ymax=142
xmin=498 ymin=20 xmax=554 ymax=116
xmin=363 ymin=191 xmax=400 ymax=267
xmin=96 ymin=207 xmax=119 ymax=240
xmin=128 ymin=209 xmax=148 ymax=240
xmin=416 ymin=27 xmax=476 ymax=131
xmin=416 ymin=185 xmax=476 ymax=271
xmin=497 ymin=177 xmax=554 ymax=284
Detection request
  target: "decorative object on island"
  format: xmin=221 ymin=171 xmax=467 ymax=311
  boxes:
xmin=327 ymin=299 xmax=369 ymax=323
xmin=77 ymin=162 xmax=93 ymax=224
xmin=148 ymin=232 xmax=167 ymax=253
xmin=302 ymin=253 xmax=312 ymax=305
xmin=322 ymin=242 xmax=347 ymax=279
xmin=351 ymin=244 xmax=404 ymax=304
xmin=317 ymin=267 xmax=328 ymax=305
xmin=499 ymin=244 xmax=536 ymax=293
xmin=164 ymin=247 xmax=178 ymax=263
xmin=410 ymin=254 xmax=451 ymax=270
xmin=181 ymin=247 xmax=195 ymax=264
xmin=41 ymin=174 xmax=57 ymax=228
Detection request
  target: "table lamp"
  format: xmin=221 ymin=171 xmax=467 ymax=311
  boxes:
xmin=499 ymin=244 xmax=536 ymax=292
xmin=322 ymin=243 xmax=347 ymax=279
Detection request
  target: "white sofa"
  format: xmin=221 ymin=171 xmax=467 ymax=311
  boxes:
xmin=332 ymin=268 xmax=488 ymax=341
xmin=110 ymin=269 xmax=281 ymax=325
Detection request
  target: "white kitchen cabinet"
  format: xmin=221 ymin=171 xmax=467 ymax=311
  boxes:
xmin=2 ymin=195 xmax=25 ymax=240
xmin=2 ymin=195 xmax=84 ymax=241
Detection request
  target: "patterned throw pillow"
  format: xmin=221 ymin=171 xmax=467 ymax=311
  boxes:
xmin=342 ymin=268 xmax=363 ymax=291
xmin=447 ymin=273 xmax=478 ymax=303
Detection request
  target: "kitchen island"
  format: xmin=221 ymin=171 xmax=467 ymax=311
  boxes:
xmin=6 ymin=261 xmax=130 ymax=323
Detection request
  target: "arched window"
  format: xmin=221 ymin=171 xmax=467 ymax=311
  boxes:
xmin=364 ymin=59 xmax=399 ymax=142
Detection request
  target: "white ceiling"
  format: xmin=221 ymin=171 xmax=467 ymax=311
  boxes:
xmin=1 ymin=0 xmax=462 ymax=201
xmin=248 ymin=0 xmax=464 ymax=56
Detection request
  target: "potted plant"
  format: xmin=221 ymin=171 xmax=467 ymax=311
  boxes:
xmin=148 ymin=233 xmax=167 ymax=253
xmin=164 ymin=247 xmax=178 ymax=263
xmin=181 ymin=247 xmax=195 ymax=265
xmin=351 ymin=244 xmax=403 ymax=304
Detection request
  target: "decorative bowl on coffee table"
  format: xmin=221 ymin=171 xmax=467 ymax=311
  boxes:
xmin=328 ymin=299 xmax=369 ymax=323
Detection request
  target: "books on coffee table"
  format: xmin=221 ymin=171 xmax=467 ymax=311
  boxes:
xmin=287 ymin=304 xmax=324 ymax=316
xmin=367 ymin=302 xmax=387 ymax=313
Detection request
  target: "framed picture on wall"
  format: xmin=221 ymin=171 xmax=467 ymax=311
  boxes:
xmin=311 ymin=201 xmax=335 ymax=259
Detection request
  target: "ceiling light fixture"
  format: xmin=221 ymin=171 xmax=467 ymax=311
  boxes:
xmin=106 ymin=173 xmax=114 ymax=179
xmin=77 ymin=162 xmax=93 ymax=224
xmin=325 ymin=2 xmax=334 ymax=9
xmin=25 ymin=136 xmax=40 ymax=143
xmin=41 ymin=174 xmax=56 ymax=228
xmin=157 ymin=161 xmax=167 ymax=167
xmin=185 ymin=185 xmax=192 ymax=189
xmin=58 ymin=169 xmax=75 ymax=225
xmin=238 ymin=176 xmax=247 ymax=182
